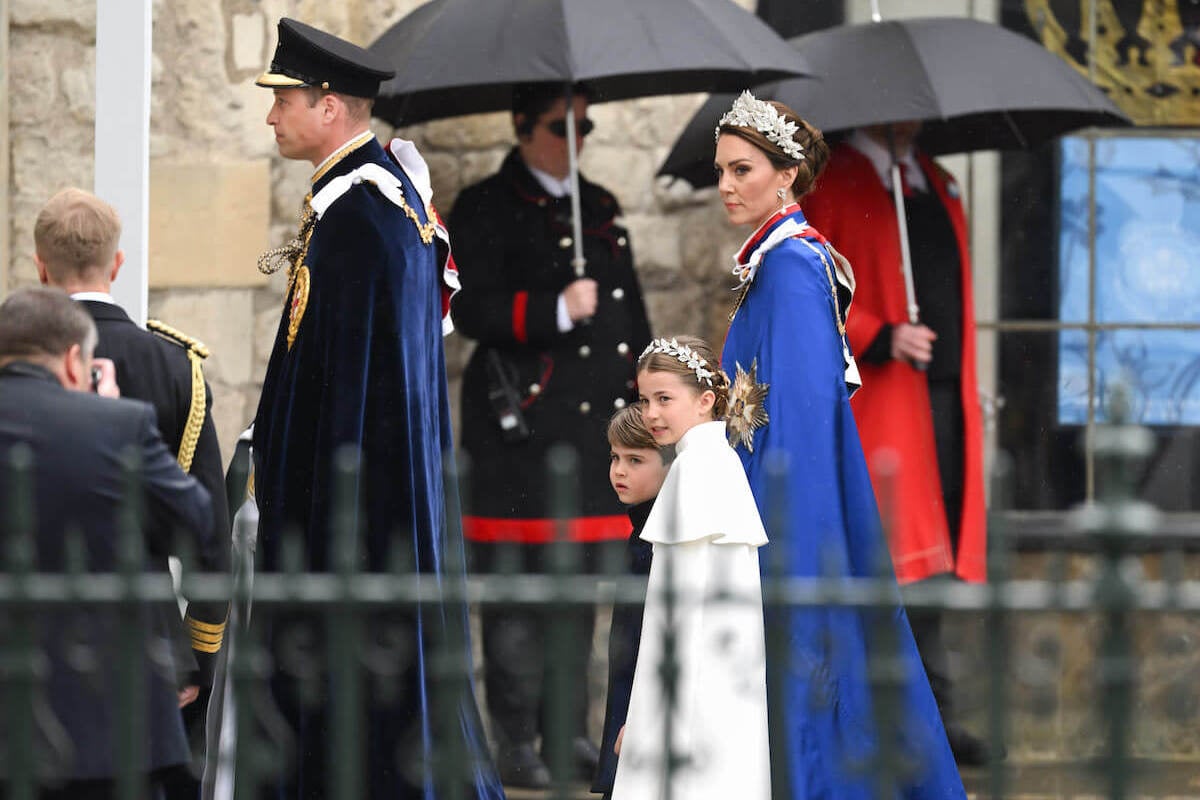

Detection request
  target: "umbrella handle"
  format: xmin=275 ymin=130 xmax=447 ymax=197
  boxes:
xmin=564 ymin=85 xmax=592 ymax=326
xmin=564 ymin=86 xmax=587 ymax=281
xmin=889 ymin=161 xmax=927 ymax=372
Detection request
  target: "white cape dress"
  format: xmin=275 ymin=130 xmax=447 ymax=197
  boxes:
xmin=612 ymin=420 xmax=770 ymax=800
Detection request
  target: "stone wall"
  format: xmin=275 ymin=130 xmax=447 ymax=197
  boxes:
xmin=6 ymin=0 xmax=753 ymax=459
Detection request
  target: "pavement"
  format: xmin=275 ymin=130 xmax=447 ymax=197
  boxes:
xmin=495 ymin=761 xmax=1200 ymax=799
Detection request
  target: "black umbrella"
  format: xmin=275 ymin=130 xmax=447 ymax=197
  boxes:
xmin=659 ymin=15 xmax=1129 ymax=331
xmin=370 ymin=0 xmax=811 ymax=126
xmin=659 ymin=16 xmax=1130 ymax=189
xmin=369 ymin=0 xmax=811 ymax=276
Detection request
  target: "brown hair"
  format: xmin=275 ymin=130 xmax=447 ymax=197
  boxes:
xmin=0 ymin=287 xmax=97 ymax=365
xmin=303 ymin=87 xmax=374 ymax=124
xmin=34 ymin=188 xmax=122 ymax=280
xmin=636 ymin=335 xmax=731 ymax=420
xmin=718 ymin=101 xmax=830 ymax=199
xmin=607 ymin=405 xmax=658 ymax=451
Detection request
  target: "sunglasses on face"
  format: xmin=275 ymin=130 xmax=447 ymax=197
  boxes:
xmin=544 ymin=117 xmax=595 ymax=138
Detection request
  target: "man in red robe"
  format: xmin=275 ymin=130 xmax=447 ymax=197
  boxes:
xmin=803 ymin=122 xmax=993 ymax=765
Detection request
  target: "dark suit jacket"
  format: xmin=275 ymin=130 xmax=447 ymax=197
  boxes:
xmin=82 ymin=299 xmax=230 ymax=682
xmin=0 ymin=361 xmax=215 ymax=780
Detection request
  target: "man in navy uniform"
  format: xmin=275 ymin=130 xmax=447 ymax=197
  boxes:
xmin=449 ymin=83 xmax=652 ymax=788
xmin=0 ymin=287 xmax=216 ymax=800
xmin=252 ymin=18 xmax=503 ymax=799
xmin=34 ymin=187 xmax=232 ymax=796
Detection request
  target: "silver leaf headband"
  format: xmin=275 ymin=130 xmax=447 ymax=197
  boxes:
xmin=715 ymin=90 xmax=805 ymax=162
xmin=639 ymin=337 xmax=715 ymax=387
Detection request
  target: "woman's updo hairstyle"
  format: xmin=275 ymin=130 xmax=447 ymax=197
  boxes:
xmin=637 ymin=335 xmax=731 ymax=420
xmin=718 ymin=99 xmax=830 ymax=200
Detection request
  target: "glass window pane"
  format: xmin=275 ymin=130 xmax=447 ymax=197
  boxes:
xmin=996 ymin=330 xmax=1200 ymax=511
xmin=1056 ymin=134 xmax=1200 ymax=424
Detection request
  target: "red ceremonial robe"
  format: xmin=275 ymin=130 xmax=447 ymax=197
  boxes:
xmin=803 ymin=143 xmax=986 ymax=584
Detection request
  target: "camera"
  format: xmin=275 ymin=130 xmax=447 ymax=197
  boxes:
xmin=90 ymin=364 xmax=102 ymax=393
xmin=485 ymin=350 xmax=531 ymax=443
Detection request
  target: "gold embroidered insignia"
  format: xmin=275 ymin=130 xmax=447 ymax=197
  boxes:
xmin=287 ymin=265 xmax=310 ymax=350
xmin=727 ymin=359 xmax=769 ymax=452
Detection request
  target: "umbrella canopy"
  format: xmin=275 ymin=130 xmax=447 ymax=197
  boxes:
xmin=368 ymin=0 xmax=812 ymax=126
xmin=660 ymin=16 xmax=1130 ymax=188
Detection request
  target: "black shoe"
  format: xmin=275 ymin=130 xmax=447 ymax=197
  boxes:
xmin=542 ymin=736 xmax=601 ymax=781
xmin=496 ymin=742 xmax=552 ymax=789
xmin=946 ymin=724 xmax=1004 ymax=767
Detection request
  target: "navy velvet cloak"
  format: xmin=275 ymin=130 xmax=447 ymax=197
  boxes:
xmin=253 ymin=138 xmax=504 ymax=800
xmin=721 ymin=208 xmax=964 ymax=799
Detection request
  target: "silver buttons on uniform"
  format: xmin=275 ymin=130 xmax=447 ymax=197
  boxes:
xmin=613 ymin=398 xmax=627 ymax=409
xmin=616 ymin=342 xmax=629 ymax=355
xmin=611 ymin=287 xmax=625 ymax=300
xmin=579 ymin=401 xmax=591 ymax=414
xmin=528 ymin=383 xmax=541 ymax=396
xmin=578 ymin=345 xmax=591 ymax=358
xmin=617 ymin=236 xmax=627 ymax=247
xmin=559 ymin=236 xmax=573 ymax=249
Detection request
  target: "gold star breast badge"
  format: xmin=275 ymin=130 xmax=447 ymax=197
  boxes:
xmin=727 ymin=359 xmax=769 ymax=452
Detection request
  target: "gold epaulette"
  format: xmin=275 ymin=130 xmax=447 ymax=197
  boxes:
xmin=147 ymin=319 xmax=209 ymax=473
xmin=147 ymin=319 xmax=210 ymax=359
xmin=185 ymin=613 xmax=227 ymax=654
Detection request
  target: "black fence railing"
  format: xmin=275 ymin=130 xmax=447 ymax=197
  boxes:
xmin=2 ymin=417 xmax=1198 ymax=800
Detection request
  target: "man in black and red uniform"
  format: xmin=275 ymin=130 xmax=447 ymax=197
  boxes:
xmin=450 ymin=83 xmax=652 ymax=789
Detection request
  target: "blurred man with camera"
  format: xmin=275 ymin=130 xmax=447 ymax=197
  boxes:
xmin=0 ymin=286 xmax=216 ymax=799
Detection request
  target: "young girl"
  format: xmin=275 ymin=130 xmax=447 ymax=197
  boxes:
xmin=611 ymin=335 xmax=769 ymax=800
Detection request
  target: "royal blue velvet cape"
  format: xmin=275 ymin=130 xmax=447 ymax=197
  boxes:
xmin=721 ymin=208 xmax=964 ymax=799
xmin=253 ymin=138 xmax=504 ymax=800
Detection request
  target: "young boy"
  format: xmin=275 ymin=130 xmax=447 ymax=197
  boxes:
xmin=592 ymin=405 xmax=671 ymax=798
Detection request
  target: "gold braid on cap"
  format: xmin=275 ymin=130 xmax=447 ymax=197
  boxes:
xmin=639 ymin=337 xmax=715 ymax=387
xmin=716 ymin=90 xmax=805 ymax=162
xmin=146 ymin=320 xmax=209 ymax=473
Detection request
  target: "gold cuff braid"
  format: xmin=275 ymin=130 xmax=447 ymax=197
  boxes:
xmin=187 ymin=614 xmax=227 ymax=654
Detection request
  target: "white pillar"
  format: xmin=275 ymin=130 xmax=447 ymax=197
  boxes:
xmin=0 ymin=2 xmax=10 ymax=298
xmin=95 ymin=0 xmax=152 ymax=324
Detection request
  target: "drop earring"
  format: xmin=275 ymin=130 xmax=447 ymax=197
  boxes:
xmin=777 ymin=186 xmax=788 ymax=211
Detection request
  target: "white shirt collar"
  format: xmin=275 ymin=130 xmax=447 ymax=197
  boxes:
xmin=312 ymin=130 xmax=374 ymax=180
xmin=846 ymin=128 xmax=928 ymax=193
xmin=526 ymin=163 xmax=572 ymax=198
xmin=70 ymin=291 xmax=116 ymax=304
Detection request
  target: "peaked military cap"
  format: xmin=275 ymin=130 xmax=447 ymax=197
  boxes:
xmin=256 ymin=18 xmax=395 ymax=99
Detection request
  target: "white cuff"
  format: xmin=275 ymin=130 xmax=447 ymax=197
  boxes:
xmin=556 ymin=294 xmax=575 ymax=333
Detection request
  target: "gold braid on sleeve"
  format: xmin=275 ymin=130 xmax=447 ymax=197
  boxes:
xmin=177 ymin=350 xmax=206 ymax=472
xmin=146 ymin=319 xmax=210 ymax=473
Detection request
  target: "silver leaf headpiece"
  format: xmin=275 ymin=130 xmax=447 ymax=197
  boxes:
xmin=639 ymin=337 xmax=715 ymax=387
xmin=715 ymin=90 xmax=805 ymax=162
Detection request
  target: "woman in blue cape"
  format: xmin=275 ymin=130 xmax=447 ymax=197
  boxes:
xmin=714 ymin=91 xmax=965 ymax=799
